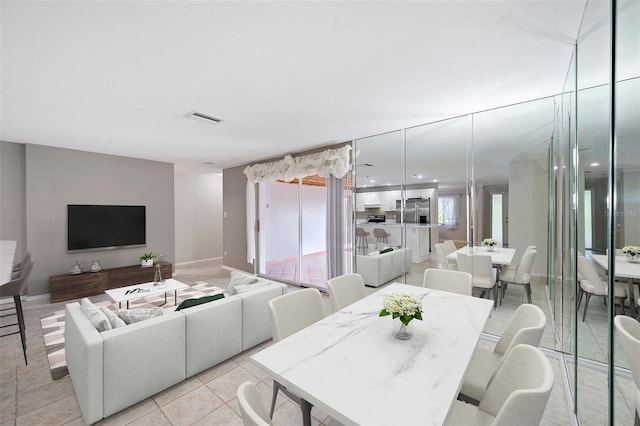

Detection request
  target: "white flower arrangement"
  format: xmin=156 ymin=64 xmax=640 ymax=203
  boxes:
xmin=622 ymin=246 xmax=640 ymax=256
xmin=379 ymin=293 xmax=423 ymax=326
xmin=482 ymin=238 xmax=498 ymax=247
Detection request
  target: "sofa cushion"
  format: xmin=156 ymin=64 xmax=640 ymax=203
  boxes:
xmin=175 ymin=293 xmax=225 ymax=311
xmin=118 ymin=307 xmax=163 ymax=324
xmin=227 ymin=271 xmax=258 ymax=295
xmin=80 ymin=298 xmax=112 ymax=332
xmin=100 ymin=306 xmax=127 ymax=329
xmin=379 ymin=247 xmax=394 ymax=254
xmin=233 ymin=281 xmax=271 ymax=294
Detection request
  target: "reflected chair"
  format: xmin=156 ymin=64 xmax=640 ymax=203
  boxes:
xmin=444 ymin=240 xmax=457 ymax=254
xmin=422 ymin=268 xmax=472 ymax=296
xmin=237 ymin=381 xmax=273 ymax=426
xmin=0 ymin=256 xmax=33 ymax=365
xmin=614 ymin=315 xmax=640 ymax=426
xmin=11 ymin=251 xmax=31 ymax=275
xmin=327 ymin=273 xmax=366 ymax=313
xmin=268 ymin=289 xmax=325 ymax=424
xmin=503 ymin=245 xmax=536 ymax=274
xmin=577 ymin=255 xmax=627 ymax=321
xmin=458 ymin=253 xmax=497 ymax=307
xmin=373 ymin=228 xmax=390 ymax=245
xmin=500 ymin=249 xmax=537 ymax=304
xmin=448 ymin=345 xmax=554 ymax=426
xmin=355 ymin=227 xmax=369 ymax=251
xmin=459 ymin=304 xmax=546 ymax=403
xmin=435 ymin=243 xmax=450 ymax=269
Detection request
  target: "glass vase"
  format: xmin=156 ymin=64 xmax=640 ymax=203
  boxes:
xmin=392 ymin=319 xmax=413 ymax=340
xmin=628 ymin=254 xmax=639 ymax=263
xmin=153 ymin=264 xmax=165 ymax=286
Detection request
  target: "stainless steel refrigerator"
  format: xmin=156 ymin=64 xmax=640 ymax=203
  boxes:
xmin=396 ymin=198 xmax=430 ymax=223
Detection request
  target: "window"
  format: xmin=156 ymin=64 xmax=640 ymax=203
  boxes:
xmin=438 ymin=195 xmax=460 ymax=229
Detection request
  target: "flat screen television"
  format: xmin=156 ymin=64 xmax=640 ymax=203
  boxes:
xmin=67 ymin=205 xmax=146 ymax=252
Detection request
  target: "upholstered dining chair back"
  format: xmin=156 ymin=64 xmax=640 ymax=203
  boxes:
xmin=269 ymin=288 xmax=325 ymax=342
xmin=444 ymin=240 xmax=457 ymax=254
xmin=327 ymin=273 xmax=366 ymax=313
xmin=237 ymin=382 xmax=273 ymax=426
xmin=456 ymin=252 xmax=471 ymax=273
xmin=494 ymin=304 xmax=546 ymax=356
xmin=614 ymin=315 xmax=640 ymax=390
xmin=479 ymin=345 xmax=554 ymax=425
xmin=422 ymin=268 xmax=472 ymax=296
xmin=434 ymin=243 xmax=450 ymax=270
xmin=577 ymin=255 xmax=605 ymax=291
xmin=514 ymin=249 xmax=536 ymax=283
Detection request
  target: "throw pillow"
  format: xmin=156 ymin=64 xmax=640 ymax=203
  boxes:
xmin=80 ymin=298 xmax=112 ymax=332
xmin=117 ymin=307 xmax=163 ymax=325
xmin=100 ymin=306 xmax=127 ymax=329
xmin=379 ymin=247 xmax=394 ymax=254
xmin=175 ymin=293 xmax=225 ymax=311
xmin=226 ymin=271 xmax=258 ymax=295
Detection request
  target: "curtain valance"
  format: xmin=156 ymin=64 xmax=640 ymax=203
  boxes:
xmin=243 ymin=145 xmax=352 ymax=183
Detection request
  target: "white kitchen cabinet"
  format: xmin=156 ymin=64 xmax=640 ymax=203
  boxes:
xmin=405 ymin=225 xmax=432 ymax=263
xmin=355 ymin=193 xmax=366 ymax=212
xmin=383 ymin=190 xmax=401 ymax=211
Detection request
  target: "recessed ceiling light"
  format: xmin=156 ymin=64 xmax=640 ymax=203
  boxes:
xmin=414 ymin=175 xmax=423 ymax=179
xmin=590 ymin=162 xmax=600 ymax=167
xmin=184 ymin=111 xmax=223 ymax=125
xmin=433 ymin=179 xmax=438 ymax=183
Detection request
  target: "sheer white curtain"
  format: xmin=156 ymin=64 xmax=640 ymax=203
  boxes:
xmin=243 ymin=145 xmax=352 ymax=266
xmin=440 ymin=194 xmax=460 ymax=229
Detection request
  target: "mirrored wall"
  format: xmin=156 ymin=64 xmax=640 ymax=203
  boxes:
xmin=352 ymin=0 xmax=639 ymax=422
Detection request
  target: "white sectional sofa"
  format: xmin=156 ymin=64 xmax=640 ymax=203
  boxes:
xmin=65 ymin=276 xmax=287 ymax=425
xmin=356 ymin=247 xmax=412 ymax=287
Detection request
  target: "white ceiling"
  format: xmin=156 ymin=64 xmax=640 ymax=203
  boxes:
xmin=1 ymin=1 xmax=587 ymax=171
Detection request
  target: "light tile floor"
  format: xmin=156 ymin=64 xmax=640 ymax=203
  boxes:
xmin=0 ymin=258 xmax=632 ymax=425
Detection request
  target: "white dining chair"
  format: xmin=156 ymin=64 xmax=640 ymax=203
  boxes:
xmin=447 ymin=344 xmax=554 ymax=426
xmin=500 ymin=249 xmax=537 ymax=303
xmin=435 ymin=243 xmax=451 ymax=270
xmin=458 ymin=253 xmax=497 ymax=307
xmin=577 ymin=255 xmax=627 ymax=321
xmin=268 ymin=289 xmax=325 ymax=423
xmin=459 ymin=303 xmax=546 ymax=402
xmin=237 ymin=381 xmax=273 ymax=426
xmin=422 ymin=268 xmax=472 ymax=296
xmin=614 ymin=315 xmax=640 ymax=426
xmin=444 ymin=240 xmax=457 ymax=254
xmin=327 ymin=273 xmax=366 ymax=312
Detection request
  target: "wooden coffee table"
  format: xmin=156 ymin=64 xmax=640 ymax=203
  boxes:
xmin=105 ymin=278 xmax=188 ymax=308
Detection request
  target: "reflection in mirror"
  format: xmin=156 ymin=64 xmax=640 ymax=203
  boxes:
xmin=353 ymin=131 xmax=407 ymax=288
xmin=405 ymin=117 xmax=469 ymax=286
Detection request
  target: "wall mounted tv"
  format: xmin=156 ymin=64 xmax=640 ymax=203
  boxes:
xmin=67 ymin=205 xmax=146 ymax=252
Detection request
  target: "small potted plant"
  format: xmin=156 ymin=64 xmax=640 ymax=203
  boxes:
xmin=139 ymin=252 xmax=154 ymax=268
xmin=482 ymin=238 xmax=498 ymax=251
xmin=622 ymin=245 xmax=640 ymax=263
xmin=379 ymin=293 xmax=423 ymax=340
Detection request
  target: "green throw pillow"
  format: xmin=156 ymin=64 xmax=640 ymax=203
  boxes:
xmin=379 ymin=247 xmax=394 ymax=254
xmin=175 ymin=293 xmax=225 ymax=311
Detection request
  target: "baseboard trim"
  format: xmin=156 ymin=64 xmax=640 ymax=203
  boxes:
xmin=175 ymin=257 xmax=222 ymax=266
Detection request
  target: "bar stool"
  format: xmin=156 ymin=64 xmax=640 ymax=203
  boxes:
xmin=355 ymin=227 xmax=369 ymax=251
xmin=373 ymin=228 xmax=391 ymax=244
xmin=1 ymin=257 xmax=33 ymax=365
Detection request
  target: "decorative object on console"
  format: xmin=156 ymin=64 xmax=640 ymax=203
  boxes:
xmin=622 ymin=245 xmax=640 ymax=263
xmin=90 ymin=260 xmax=102 ymax=272
xmin=379 ymin=293 xmax=423 ymax=340
xmin=139 ymin=252 xmax=154 ymax=267
xmin=153 ymin=264 xmax=164 ymax=286
xmin=482 ymin=238 xmax=498 ymax=251
xmin=70 ymin=259 xmax=82 ymax=275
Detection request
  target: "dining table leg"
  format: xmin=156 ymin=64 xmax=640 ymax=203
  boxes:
xmin=301 ymin=399 xmax=313 ymax=426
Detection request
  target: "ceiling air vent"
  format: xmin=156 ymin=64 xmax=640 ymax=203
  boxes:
xmin=184 ymin=111 xmax=223 ymax=125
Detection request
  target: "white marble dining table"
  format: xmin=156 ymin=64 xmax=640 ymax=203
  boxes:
xmin=0 ymin=240 xmax=17 ymax=285
xmin=591 ymin=254 xmax=640 ymax=317
xmin=251 ymin=283 xmax=493 ymax=426
xmin=446 ymin=245 xmax=516 ymax=266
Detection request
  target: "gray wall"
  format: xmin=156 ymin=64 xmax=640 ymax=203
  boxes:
xmin=0 ymin=142 xmax=27 ymax=259
xmin=25 ymin=144 xmax=175 ymax=296
xmin=174 ymin=170 xmax=223 ymax=263
xmin=222 ymin=165 xmax=252 ymax=273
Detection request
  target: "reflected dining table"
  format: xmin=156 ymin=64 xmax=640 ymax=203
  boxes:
xmin=1 ymin=240 xmax=17 ymax=285
xmin=251 ymin=283 xmax=493 ymax=426
xmin=591 ymin=254 xmax=640 ymax=317
xmin=446 ymin=245 xmax=517 ymax=267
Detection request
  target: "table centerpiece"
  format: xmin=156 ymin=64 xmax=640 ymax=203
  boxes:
xmin=482 ymin=238 xmax=498 ymax=252
xmin=622 ymin=245 xmax=640 ymax=263
xmin=379 ymin=293 xmax=423 ymax=340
